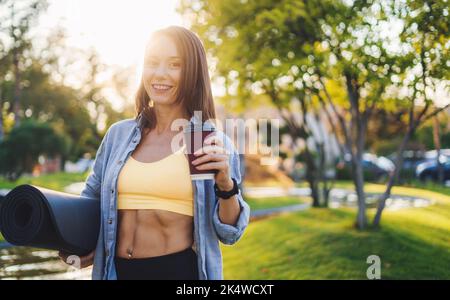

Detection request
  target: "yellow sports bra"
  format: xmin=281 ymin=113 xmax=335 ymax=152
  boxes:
xmin=117 ymin=145 xmax=194 ymax=216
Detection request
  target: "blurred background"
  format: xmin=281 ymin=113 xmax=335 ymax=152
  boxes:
xmin=0 ymin=0 xmax=449 ymax=280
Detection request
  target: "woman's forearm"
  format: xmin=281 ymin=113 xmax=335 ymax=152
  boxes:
xmin=218 ymin=194 xmax=241 ymax=226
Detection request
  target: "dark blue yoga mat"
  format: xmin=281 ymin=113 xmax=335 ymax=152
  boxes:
xmin=0 ymin=184 xmax=100 ymax=256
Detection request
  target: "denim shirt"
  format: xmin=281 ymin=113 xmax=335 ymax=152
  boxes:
xmin=80 ymin=113 xmax=250 ymax=280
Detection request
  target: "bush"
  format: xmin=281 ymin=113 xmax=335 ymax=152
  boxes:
xmin=0 ymin=119 xmax=69 ymax=181
xmin=335 ymin=164 xmax=386 ymax=183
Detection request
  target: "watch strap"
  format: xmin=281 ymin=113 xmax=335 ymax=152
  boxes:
xmin=214 ymin=178 xmax=239 ymax=199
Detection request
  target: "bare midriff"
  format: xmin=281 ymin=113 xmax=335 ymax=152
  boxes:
xmin=115 ymin=209 xmax=194 ymax=259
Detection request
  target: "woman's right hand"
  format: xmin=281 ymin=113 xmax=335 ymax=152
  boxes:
xmin=58 ymin=250 xmax=95 ymax=269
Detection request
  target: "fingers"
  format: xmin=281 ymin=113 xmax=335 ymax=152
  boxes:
xmin=193 ymin=145 xmax=226 ymax=156
xmin=203 ymin=135 xmax=224 ymax=147
xmin=192 ymin=153 xmax=228 ymax=166
xmin=196 ymin=161 xmax=228 ymax=171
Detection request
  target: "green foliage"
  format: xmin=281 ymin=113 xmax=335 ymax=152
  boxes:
xmin=335 ymin=164 xmax=386 ymax=183
xmin=372 ymin=139 xmax=403 ymax=157
xmin=414 ymin=122 xmax=450 ymax=150
xmin=0 ymin=119 xmax=69 ymax=180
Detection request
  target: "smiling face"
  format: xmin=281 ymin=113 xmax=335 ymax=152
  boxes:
xmin=134 ymin=26 xmax=217 ymax=132
xmin=142 ymin=35 xmax=182 ymax=106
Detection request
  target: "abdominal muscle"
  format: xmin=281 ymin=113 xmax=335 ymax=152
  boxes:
xmin=115 ymin=209 xmax=194 ymax=259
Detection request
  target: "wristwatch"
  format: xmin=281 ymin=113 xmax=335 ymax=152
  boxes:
xmin=214 ymin=178 xmax=239 ymax=199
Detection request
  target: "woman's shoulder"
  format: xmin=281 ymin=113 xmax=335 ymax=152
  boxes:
xmin=105 ymin=118 xmax=137 ymax=138
xmin=96 ymin=118 xmax=137 ymax=153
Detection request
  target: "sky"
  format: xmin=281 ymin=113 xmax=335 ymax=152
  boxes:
xmin=34 ymin=0 xmax=195 ymax=113
xmin=40 ymin=0 xmax=185 ymax=67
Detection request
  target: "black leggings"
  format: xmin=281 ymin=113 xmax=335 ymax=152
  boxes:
xmin=114 ymin=247 xmax=199 ymax=280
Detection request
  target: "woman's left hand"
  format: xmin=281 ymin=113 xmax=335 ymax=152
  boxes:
xmin=191 ymin=134 xmax=234 ymax=191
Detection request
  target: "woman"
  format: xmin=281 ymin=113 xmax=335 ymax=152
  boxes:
xmin=58 ymin=26 xmax=250 ymax=280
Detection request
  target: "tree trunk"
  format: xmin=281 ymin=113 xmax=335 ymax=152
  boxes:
xmin=308 ymin=176 xmax=321 ymax=207
xmin=322 ymin=181 xmax=332 ymax=208
xmin=0 ymin=88 xmax=3 ymax=141
xmin=317 ymin=142 xmax=329 ymax=207
xmin=13 ymin=50 xmax=21 ymax=128
xmin=304 ymin=149 xmax=321 ymax=207
xmin=352 ymin=156 xmax=367 ymax=229
xmin=344 ymin=73 xmax=369 ymax=229
xmin=373 ymin=129 xmax=412 ymax=227
xmin=433 ymin=116 xmax=443 ymax=184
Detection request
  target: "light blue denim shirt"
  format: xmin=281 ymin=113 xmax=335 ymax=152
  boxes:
xmin=80 ymin=113 xmax=250 ymax=280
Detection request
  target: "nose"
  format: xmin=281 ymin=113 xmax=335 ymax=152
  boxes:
xmin=154 ymin=63 xmax=168 ymax=77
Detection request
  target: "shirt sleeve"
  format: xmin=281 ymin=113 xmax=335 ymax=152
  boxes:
xmin=212 ymin=134 xmax=250 ymax=245
xmin=80 ymin=128 xmax=111 ymax=199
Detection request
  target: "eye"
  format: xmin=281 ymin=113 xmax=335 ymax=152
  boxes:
xmin=170 ymin=62 xmax=181 ymax=68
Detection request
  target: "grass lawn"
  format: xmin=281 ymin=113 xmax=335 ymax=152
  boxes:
xmin=222 ymin=185 xmax=450 ymax=279
xmin=0 ymin=171 xmax=89 ymax=191
xmin=297 ymin=180 xmax=450 ymax=197
xmin=244 ymin=196 xmax=307 ymax=211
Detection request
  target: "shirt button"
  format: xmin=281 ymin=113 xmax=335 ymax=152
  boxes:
xmin=132 ymin=139 xmax=137 ymax=143
xmin=111 ymin=189 xmax=114 ymax=194
xmin=108 ymin=218 xmax=113 ymax=224
xmin=117 ymin=160 xmax=122 ymax=165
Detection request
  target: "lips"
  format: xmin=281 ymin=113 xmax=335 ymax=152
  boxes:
xmin=152 ymin=84 xmax=173 ymax=91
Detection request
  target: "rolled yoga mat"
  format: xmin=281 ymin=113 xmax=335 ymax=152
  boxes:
xmin=0 ymin=184 xmax=100 ymax=256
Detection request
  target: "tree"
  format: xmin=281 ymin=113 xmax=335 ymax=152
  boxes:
xmin=373 ymin=0 xmax=450 ymax=227
xmin=0 ymin=37 xmax=9 ymax=141
xmin=178 ymin=0 xmax=342 ymax=207
xmin=0 ymin=24 xmax=132 ymax=172
xmin=179 ymin=0 xmax=450 ymax=229
xmin=178 ymin=0 xmax=400 ymax=227
xmin=0 ymin=119 xmax=69 ymax=180
xmin=0 ymin=0 xmax=48 ymax=128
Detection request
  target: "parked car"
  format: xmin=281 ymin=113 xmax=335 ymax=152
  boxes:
xmin=388 ymin=150 xmax=426 ymax=171
xmin=416 ymin=156 xmax=450 ymax=182
xmin=337 ymin=153 xmax=394 ymax=181
xmin=424 ymin=149 xmax=450 ymax=160
xmin=362 ymin=153 xmax=395 ymax=178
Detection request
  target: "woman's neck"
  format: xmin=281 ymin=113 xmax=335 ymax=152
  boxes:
xmin=153 ymin=104 xmax=189 ymax=135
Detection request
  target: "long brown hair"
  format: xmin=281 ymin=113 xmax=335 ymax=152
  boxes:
xmin=134 ymin=26 xmax=216 ymax=134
